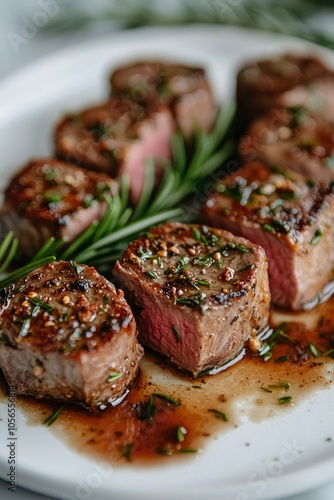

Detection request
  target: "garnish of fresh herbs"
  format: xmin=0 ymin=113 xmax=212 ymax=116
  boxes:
xmin=0 ymin=105 xmax=235 ymax=288
xmin=143 ymin=393 xmax=180 ymax=420
xmin=255 ymin=323 xmax=294 ymax=361
xmin=40 ymin=1 xmax=334 ymax=53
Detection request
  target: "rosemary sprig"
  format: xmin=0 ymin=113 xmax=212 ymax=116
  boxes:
xmin=66 ymin=206 xmax=184 ymax=264
xmin=0 ymin=257 xmax=56 ymax=289
xmin=67 ymin=104 xmax=234 ymax=267
xmin=29 ymin=237 xmax=64 ymax=263
xmin=39 ymin=1 xmax=334 ymax=51
xmin=0 ymin=105 xmax=234 ymax=286
xmin=0 ymin=226 xmax=57 ymax=289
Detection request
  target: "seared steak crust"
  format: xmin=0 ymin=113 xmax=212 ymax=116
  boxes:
xmin=113 ymin=222 xmax=270 ymax=376
xmin=55 ymin=98 xmax=174 ymax=204
xmin=0 ymin=158 xmax=117 ymax=257
xmin=237 ymin=53 xmax=334 ymax=124
xmin=202 ymin=162 xmax=334 ymax=310
xmin=0 ymin=261 xmax=143 ymax=407
xmin=239 ymin=107 xmax=334 ymax=182
xmin=110 ymin=60 xmax=216 ymax=137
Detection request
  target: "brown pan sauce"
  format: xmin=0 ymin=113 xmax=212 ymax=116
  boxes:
xmin=1 ymin=291 xmax=334 ymax=466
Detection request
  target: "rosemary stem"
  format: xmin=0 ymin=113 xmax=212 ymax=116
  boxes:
xmin=74 ymin=208 xmax=184 ymax=262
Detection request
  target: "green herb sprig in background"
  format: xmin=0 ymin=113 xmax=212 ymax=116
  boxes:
xmin=40 ymin=0 xmax=334 ymax=51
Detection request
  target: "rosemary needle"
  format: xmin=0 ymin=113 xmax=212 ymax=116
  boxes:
xmin=43 ymin=407 xmax=64 ymax=426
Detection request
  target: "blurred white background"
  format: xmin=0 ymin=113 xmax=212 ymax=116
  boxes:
xmin=0 ymin=0 xmax=114 ymax=80
xmin=1 ymin=0 xmax=334 ymax=81
xmin=1 ymin=0 xmax=193 ymax=81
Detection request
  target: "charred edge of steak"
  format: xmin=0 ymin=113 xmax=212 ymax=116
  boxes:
xmin=203 ymin=161 xmax=334 ymax=247
xmin=116 ymin=222 xmax=265 ymax=310
xmin=0 ymin=157 xmax=117 ymax=257
xmin=55 ymin=97 xmax=171 ymax=173
xmin=54 ymin=97 xmax=175 ymax=206
xmin=2 ymin=157 xmax=117 ymax=223
xmin=201 ymin=162 xmax=334 ymax=309
xmin=0 ymin=261 xmax=143 ymax=408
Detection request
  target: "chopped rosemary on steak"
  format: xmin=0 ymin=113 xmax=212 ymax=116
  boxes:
xmin=113 ymin=222 xmax=270 ymax=376
xmin=203 ymin=161 xmax=334 ymax=310
xmin=0 ymin=261 xmax=143 ymax=408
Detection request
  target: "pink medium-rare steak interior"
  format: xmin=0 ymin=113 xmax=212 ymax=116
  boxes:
xmin=0 ymin=261 xmax=143 ymax=408
xmin=113 ymin=222 xmax=270 ymax=376
xmin=0 ymin=158 xmax=118 ymax=258
xmin=202 ymin=161 xmax=334 ymax=309
xmin=55 ymin=98 xmax=175 ymax=204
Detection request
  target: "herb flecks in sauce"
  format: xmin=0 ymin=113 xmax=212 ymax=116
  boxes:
xmin=2 ymin=300 xmax=334 ymax=465
xmin=43 ymin=407 xmax=64 ymax=427
xmin=208 ymin=409 xmax=229 ymax=421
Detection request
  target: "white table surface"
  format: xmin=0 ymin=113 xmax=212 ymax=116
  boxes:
xmin=0 ymin=2 xmax=334 ymax=499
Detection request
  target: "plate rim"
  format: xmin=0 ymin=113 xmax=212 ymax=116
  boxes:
xmin=0 ymin=23 xmax=334 ymax=500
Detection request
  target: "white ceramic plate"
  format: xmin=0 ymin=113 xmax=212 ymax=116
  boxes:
xmin=0 ymin=25 xmax=334 ymax=500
